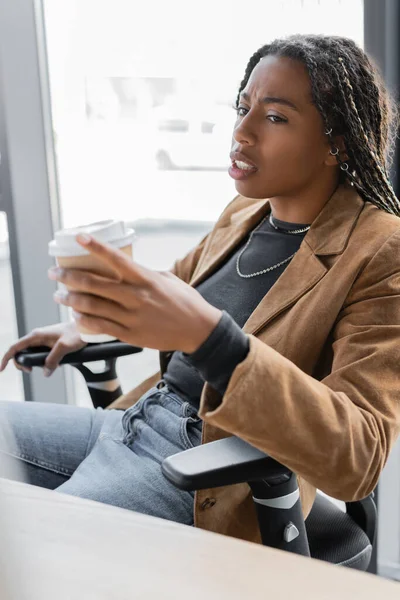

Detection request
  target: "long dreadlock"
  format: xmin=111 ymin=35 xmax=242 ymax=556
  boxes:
xmin=236 ymin=34 xmax=400 ymax=217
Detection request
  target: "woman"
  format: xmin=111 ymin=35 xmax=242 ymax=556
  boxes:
xmin=1 ymin=34 xmax=399 ymax=544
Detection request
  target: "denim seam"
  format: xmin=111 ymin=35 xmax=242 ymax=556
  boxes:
xmin=1 ymin=448 xmax=73 ymax=476
xmin=107 ymin=438 xmax=132 ymax=450
xmin=180 ymin=417 xmax=196 ymax=450
xmin=159 ymin=390 xmax=184 ymax=408
xmin=154 ymin=394 xmax=190 ymax=449
xmin=83 ymin=409 xmax=97 ymax=460
xmin=123 ymin=388 xmax=199 ymax=450
xmin=121 ymin=429 xmax=135 ymax=446
xmin=141 ymin=399 xmax=150 ymax=425
xmin=96 ymin=435 xmax=132 ymax=451
xmin=122 ymin=386 xmax=154 ymax=429
xmin=122 ymin=399 xmax=146 ymax=444
xmin=99 ymin=433 xmax=122 ymax=444
xmin=140 ymin=390 xmax=174 ymax=425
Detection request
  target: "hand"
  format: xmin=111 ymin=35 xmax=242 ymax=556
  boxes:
xmin=48 ymin=233 xmax=222 ymax=354
xmin=0 ymin=321 xmax=87 ymax=378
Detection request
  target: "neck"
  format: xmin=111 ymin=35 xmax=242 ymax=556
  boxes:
xmin=268 ymin=176 xmax=340 ymax=223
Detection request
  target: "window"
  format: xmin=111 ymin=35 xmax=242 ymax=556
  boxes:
xmin=158 ymin=119 xmax=190 ymax=133
xmin=0 ymin=213 xmax=24 ymax=402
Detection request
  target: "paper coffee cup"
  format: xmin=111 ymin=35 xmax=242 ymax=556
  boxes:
xmin=49 ymin=220 xmax=135 ymax=343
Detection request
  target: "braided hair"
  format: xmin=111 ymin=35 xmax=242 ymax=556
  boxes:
xmin=236 ymin=34 xmax=400 ymax=217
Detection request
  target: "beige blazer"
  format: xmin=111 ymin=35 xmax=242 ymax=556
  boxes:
xmin=109 ymin=181 xmax=400 ymax=544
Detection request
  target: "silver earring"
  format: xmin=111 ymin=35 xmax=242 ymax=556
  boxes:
xmin=330 ymin=147 xmax=339 ymax=156
xmin=340 ymin=163 xmax=349 ymax=171
xmin=325 ymin=128 xmax=332 ymax=136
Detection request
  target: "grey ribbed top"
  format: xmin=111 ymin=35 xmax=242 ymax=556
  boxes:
xmin=164 ymin=212 xmax=310 ymax=408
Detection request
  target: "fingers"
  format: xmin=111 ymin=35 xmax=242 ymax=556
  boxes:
xmin=54 ymin=290 xmax=132 ymax=323
xmin=73 ymin=313 xmax=127 ymax=342
xmin=75 ymin=234 xmax=141 ymax=281
xmin=69 ymin=234 xmax=150 ymax=286
xmin=0 ymin=332 xmax=38 ymax=372
xmin=43 ymin=340 xmax=70 ymax=377
xmin=50 ymin=269 xmax=137 ymax=308
xmin=13 ymin=358 xmax=32 ymax=374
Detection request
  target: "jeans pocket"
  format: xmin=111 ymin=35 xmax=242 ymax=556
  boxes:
xmin=180 ymin=415 xmax=203 ymax=450
xmin=121 ymin=395 xmax=148 ymax=444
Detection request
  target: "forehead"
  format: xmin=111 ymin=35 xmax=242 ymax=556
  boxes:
xmin=243 ymin=55 xmax=313 ymax=107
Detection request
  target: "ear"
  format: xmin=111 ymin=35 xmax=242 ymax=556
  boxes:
xmin=325 ymin=135 xmax=349 ymax=167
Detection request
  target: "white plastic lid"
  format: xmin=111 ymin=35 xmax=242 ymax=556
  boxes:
xmin=48 ymin=220 xmax=135 ymax=257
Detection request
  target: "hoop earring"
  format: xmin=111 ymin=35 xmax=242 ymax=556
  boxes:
xmin=340 ymin=163 xmax=349 ymax=171
xmin=325 ymin=128 xmax=333 ymax=136
xmin=329 ymin=147 xmax=339 ymax=156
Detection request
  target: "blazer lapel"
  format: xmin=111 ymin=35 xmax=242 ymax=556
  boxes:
xmin=189 ymin=198 xmax=271 ymax=288
xmin=242 ymin=243 xmax=327 ymax=335
xmin=189 ymin=182 xmax=364 ymax=337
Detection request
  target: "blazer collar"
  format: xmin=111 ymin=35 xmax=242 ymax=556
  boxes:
xmin=228 ymin=180 xmax=364 ymax=254
xmin=189 ymin=182 xmax=365 ymax=336
xmin=190 ymin=182 xmax=363 ymax=287
xmin=305 ymin=182 xmax=364 ymax=255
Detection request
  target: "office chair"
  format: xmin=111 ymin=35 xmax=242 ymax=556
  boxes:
xmin=15 ymin=342 xmax=376 ymax=571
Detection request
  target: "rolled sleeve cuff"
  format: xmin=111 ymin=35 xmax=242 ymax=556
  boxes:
xmin=183 ymin=310 xmax=250 ymax=396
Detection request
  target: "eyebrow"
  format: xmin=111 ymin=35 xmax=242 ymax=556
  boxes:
xmin=240 ymin=92 xmax=299 ymax=112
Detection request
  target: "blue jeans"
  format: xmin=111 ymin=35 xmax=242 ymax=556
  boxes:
xmin=0 ymin=382 xmax=203 ymax=526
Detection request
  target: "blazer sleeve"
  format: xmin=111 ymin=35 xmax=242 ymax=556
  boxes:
xmin=198 ymin=228 xmax=400 ymax=501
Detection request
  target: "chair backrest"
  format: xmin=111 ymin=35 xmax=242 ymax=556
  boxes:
xmin=304 ymin=492 xmax=376 ymax=570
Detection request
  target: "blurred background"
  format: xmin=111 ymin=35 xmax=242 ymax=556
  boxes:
xmin=0 ymin=0 xmax=365 ymax=402
xmin=0 ymin=0 xmax=398 ymax=579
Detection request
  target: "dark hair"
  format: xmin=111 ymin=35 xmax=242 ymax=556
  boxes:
xmin=236 ymin=34 xmax=400 ymax=217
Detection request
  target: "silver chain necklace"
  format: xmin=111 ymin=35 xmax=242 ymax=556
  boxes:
xmin=236 ymin=213 xmax=311 ymax=278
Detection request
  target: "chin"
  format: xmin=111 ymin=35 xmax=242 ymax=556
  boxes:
xmin=234 ymin=180 xmax=272 ymax=200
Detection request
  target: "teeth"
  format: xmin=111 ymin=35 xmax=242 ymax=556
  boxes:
xmin=235 ymin=160 xmax=255 ymax=170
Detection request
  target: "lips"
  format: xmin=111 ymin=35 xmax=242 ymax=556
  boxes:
xmin=229 ymin=151 xmax=258 ymax=170
xmin=228 ymin=150 xmax=258 ymax=181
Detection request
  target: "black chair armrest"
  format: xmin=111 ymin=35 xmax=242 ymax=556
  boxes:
xmin=162 ymin=436 xmax=310 ymax=555
xmin=162 ymin=435 xmax=290 ymax=491
xmin=15 ymin=342 xmax=142 ymax=368
xmin=15 ymin=342 xmax=143 ymax=409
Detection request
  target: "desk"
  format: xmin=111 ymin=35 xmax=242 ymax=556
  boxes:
xmin=0 ymin=478 xmax=398 ymax=599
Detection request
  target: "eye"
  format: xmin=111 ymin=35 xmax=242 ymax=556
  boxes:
xmin=234 ymin=106 xmax=248 ymax=117
xmin=267 ymin=115 xmax=286 ymax=124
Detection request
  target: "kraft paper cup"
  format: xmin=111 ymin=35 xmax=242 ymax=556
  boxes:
xmin=49 ymin=220 xmax=135 ymax=343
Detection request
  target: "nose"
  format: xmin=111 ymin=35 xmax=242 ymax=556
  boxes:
xmin=232 ymin=114 xmax=256 ymax=146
